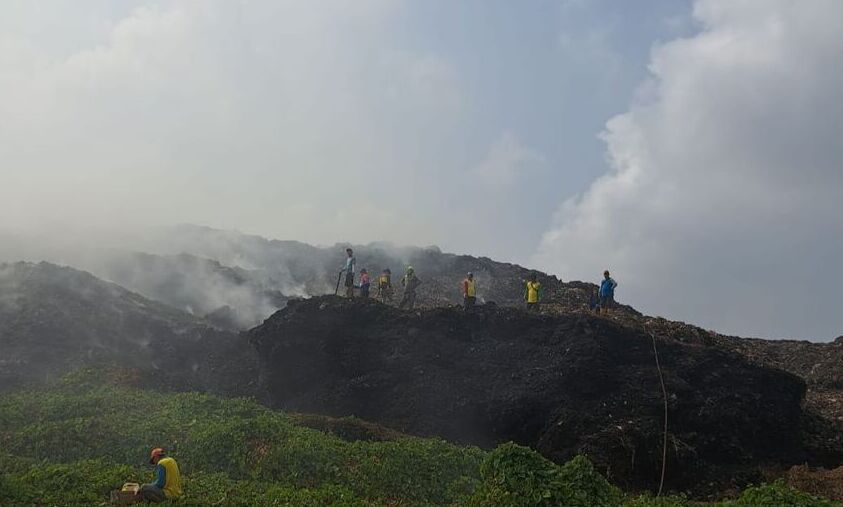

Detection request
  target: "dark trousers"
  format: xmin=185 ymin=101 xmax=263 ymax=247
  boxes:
xmin=138 ymin=484 xmax=166 ymax=503
xmin=345 ymin=273 xmax=354 ymax=298
xmin=464 ymin=296 xmax=476 ymax=310
xmin=399 ymin=291 xmax=416 ymax=310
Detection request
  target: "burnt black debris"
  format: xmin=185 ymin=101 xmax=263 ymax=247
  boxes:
xmin=249 ymin=295 xmax=811 ymax=494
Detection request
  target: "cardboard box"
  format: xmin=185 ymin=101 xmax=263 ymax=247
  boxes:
xmin=110 ymin=483 xmax=140 ymax=505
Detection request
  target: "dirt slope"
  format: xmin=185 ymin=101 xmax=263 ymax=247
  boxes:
xmin=249 ymin=296 xmax=811 ymax=494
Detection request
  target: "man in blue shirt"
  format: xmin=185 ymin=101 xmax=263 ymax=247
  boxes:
xmin=599 ymin=270 xmax=618 ymax=315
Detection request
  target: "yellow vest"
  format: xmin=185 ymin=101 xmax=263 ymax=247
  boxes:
xmin=378 ymin=275 xmax=390 ymax=286
xmin=158 ymin=457 xmax=183 ymax=499
xmin=465 ymin=279 xmax=476 ymax=297
xmin=526 ymin=281 xmax=541 ymax=303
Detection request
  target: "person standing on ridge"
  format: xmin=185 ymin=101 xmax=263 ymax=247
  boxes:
xmin=524 ymin=273 xmax=541 ymax=311
xmin=138 ymin=448 xmax=182 ymax=502
xmin=399 ymin=266 xmax=421 ymax=310
xmin=463 ymin=272 xmax=477 ymax=311
xmin=359 ymin=268 xmax=371 ymax=298
xmin=339 ymin=248 xmax=356 ymax=298
xmin=599 ymin=270 xmax=618 ymax=314
xmin=377 ymin=268 xmax=393 ymax=303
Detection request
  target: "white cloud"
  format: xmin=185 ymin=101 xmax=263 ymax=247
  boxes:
xmin=535 ymin=0 xmax=843 ymax=341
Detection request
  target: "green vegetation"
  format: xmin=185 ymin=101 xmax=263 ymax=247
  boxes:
xmin=0 ymin=369 xmax=838 ymax=506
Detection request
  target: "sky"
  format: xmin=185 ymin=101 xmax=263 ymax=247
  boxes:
xmin=1 ymin=0 xmax=841 ymax=341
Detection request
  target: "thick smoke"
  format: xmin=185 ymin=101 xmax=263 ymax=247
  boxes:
xmin=0 ymin=224 xmax=450 ymax=330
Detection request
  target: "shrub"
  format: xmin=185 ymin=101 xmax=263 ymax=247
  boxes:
xmin=467 ymin=442 xmax=623 ymax=507
xmin=726 ymin=480 xmax=839 ymax=507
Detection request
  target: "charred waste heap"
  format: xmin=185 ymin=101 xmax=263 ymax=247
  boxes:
xmin=250 ymin=296 xmax=812 ymax=494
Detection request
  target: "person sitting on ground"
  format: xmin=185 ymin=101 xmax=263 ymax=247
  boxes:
xmin=359 ymin=268 xmax=371 ymax=298
xmin=399 ymin=266 xmax=421 ymax=310
xmin=463 ymin=272 xmax=477 ymax=311
xmin=599 ymin=270 xmax=618 ymax=315
xmin=339 ymin=248 xmax=356 ymax=298
xmin=524 ymin=273 xmax=541 ymax=311
xmin=377 ymin=268 xmax=393 ymax=303
xmin=138 ymin=448 xmax=182 ymax=503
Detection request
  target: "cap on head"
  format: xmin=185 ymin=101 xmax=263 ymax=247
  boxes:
xmin=361 ymin=268 xmax=367 ymax=273
xmin=530 ymin=273 xmax=537 ymax=281
xmin=467 ymin=272 xmax=473 ymax=278
xmin=604 ymin=270 xmax=610 ymax=277
xmin=407 ymin=266 xmax=414 ymax=273
xmin=149 ymin=447 xmax=165 ymax=465
xmin=346 ymin=248 xmax=353 ymax=254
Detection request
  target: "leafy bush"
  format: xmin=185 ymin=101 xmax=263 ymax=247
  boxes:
xmin=467 ymin=442 xmax=623 ymax=507
xmin=726 ymin=480 xmax=839 ymax=507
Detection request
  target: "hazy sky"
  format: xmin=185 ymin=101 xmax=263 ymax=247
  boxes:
xmin=2 ymin=0 xmax=841 ymax=341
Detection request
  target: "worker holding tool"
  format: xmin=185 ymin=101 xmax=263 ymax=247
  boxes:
xmin=339 ymin=248 xmax=356 ymax=298
xmin=377 ymin=268 xmax=393 ymax=303
xmin=524 ymin=273 xmax=541 ymax=311
xmin=137 ymin=448 xmax=182 ymax=502
xmin=399 ymin=266 xmax=421 ymax=310
xmin=462 ymin=272 xmax=477 ymax=311
xmin=599 ymin=270 xmax=618 ymax=314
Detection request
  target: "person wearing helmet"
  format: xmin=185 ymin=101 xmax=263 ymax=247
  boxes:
xmin=462 ymin=272 xmax=477 ymax=311
xmin=358 ymin=268 xmax=371 ymax=298
xmin=399 ymin=266 xmax=421 ymax=310
xmin=339 ymin=248 xmax=356 ymax=298
xmin=138 ymin=448 xmax=183 ymax=502
xmin=598 ymin=270 xmax=618 ymax=315
xmin=377 ymin=268 xmax=393 ymax=303
xmin=524 ymin=273 xmax=542 ymax=311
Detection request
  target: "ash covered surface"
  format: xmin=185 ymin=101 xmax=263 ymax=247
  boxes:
xmin=250 ymin=295 xmax=813 ymax=494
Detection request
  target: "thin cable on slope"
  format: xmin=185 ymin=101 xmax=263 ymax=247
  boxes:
xmin=649 ymin=330 xmax=669 ymax=497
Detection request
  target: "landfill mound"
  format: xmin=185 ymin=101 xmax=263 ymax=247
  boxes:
xmin=249 ymin=296 xmax=813 ymax=494
xmin=0 ymin=261 xmax=259 ymax=397
xmin=579 ymin=312 xmax=843 ymax=469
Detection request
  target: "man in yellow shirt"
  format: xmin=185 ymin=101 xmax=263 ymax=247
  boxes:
xmin=462 ymin=272 xmax=477 ymax=311
xmin=138 ymin=447 xmax=183 ymax=502
xmin=524 ymin=273 xmax=541 ymax=311
xmin=377 ymin=268 xmax=393 ymax=303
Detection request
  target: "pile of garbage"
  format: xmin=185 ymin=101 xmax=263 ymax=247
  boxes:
xmin=249 ymin=295 xmax=812 ymax=494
